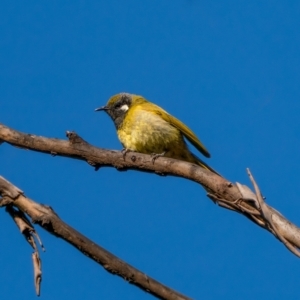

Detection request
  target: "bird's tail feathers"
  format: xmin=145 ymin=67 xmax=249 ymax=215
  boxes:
xmin=192 ymin=154 xmax=220 ymax=176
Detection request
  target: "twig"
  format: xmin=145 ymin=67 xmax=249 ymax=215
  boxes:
xmin=5 ymin=205 xmax=44 ymax=295
xmin=246 ymin=168 xmax=300 ymax=257
xmin=32 ymin=252 xmax=42 ymax=296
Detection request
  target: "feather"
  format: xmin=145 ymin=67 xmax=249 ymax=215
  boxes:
xmin=139 ymin=102 xmax=211 ymax=158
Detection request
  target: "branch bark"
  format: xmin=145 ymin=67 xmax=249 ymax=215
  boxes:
xmin=0 ymin=176 xmax=190 ymax=300
xmin=1 ymin=122 xmax=300 ymax=296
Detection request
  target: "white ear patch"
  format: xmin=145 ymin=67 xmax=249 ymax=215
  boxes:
xmin=120 ymin=104 xmax=129 ymax=112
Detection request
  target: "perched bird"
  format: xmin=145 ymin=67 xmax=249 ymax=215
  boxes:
xmin=95 ymin=93 xmax=218 ymax=174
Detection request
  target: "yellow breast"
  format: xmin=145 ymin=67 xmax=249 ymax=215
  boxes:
xmin=117 ymin=105 xmax=182 ymax=154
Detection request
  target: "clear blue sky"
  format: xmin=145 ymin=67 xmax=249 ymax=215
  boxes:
xmin=1 ymin=1 xmax=300 ymax=299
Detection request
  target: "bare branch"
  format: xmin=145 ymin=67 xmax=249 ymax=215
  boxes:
xmin=1 ymin=123 xmax=300 ymax=254
xmin=246 ymin=169 xmax=300 ymax=257
xmin=5 ymin=205 xmax=44 ymax=296
xmin=1 ymin=122 xmax=300 ymax=296
xmin=5 ymin=205 xmax=42 ymax=251
xmin=0 ymin=176 xmax=191 ymax=300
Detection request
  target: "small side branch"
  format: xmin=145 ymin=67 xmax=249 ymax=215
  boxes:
xmin=247 ymin=169 xmax=300 ymax=257
xmin=32 ymin=252 xmax=42 ymax=296
xmin=5 ymin=205 xmax=44 ymax=295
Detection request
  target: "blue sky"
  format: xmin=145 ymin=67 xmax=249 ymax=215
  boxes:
xmin=1 ymin=1 xmax=300 ymax=299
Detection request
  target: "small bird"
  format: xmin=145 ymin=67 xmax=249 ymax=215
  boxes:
xmin=95 ymin=93 xmax=218 ymax=174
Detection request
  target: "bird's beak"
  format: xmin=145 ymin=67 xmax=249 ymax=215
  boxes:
xmin=95 ymin=106 xmax=109 ymax=112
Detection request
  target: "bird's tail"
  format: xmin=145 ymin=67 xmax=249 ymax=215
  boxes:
xmin=192 ymin=154 xmax=220 ymax=176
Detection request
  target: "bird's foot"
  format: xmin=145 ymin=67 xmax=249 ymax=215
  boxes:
xmin=121 ymin=148 xmax=132 ymax=160
xmin=151 ymin=151 xmax=166 ymax=164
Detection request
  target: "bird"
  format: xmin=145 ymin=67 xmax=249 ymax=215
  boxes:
xmin=95 ymin=93 xmax=218 ymax=174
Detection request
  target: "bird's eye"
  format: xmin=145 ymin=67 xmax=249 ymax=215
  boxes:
xmin=115 ymin=103 xmax=121 ymax=109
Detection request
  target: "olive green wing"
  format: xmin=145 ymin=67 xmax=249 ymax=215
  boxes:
xmin=140 ymin=102 xmax=211 ymax=158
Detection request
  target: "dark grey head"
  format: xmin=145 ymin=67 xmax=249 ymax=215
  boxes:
xmin=95 ymin=93 xmax=133 ymax=128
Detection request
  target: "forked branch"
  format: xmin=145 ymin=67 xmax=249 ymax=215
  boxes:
xmin=0 ymin=176 xmax=190 ymax=300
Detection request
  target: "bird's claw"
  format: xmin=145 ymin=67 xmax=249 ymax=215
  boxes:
xmin=151 ymin=151 xmax=166 ymax=164
xmin=121 ymin=148 xmax=131 ymax=160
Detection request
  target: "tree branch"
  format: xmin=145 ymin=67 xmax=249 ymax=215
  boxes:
xmin=1 ymin=123 xmax=300 ymax=250
xmin=0 ymin=176 xmax=191 ymax=300
xmin=1 ymin=122 xmax=300 ymax=295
